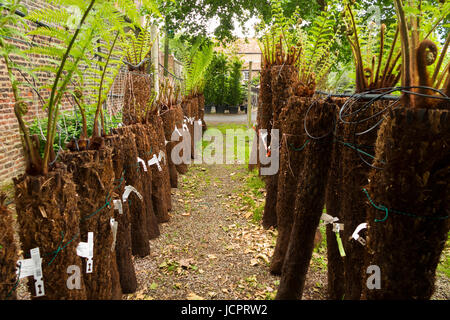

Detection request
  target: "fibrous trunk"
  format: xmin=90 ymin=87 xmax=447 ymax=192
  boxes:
xmin=340 ymin=101 xmax=384 ymax=300
xmin=198 ymin=94 xmax=207 ymax=133
xmin=362 ymin=107 xmax=450 ymax=300
xmin=137 ymin=123 xmax=170 ymax=224
xmin=130 ymin=124 xmax=161 ymax=238
xmin=262 ymin=65 xmax=297 ymax=229
xmin=104 ymin=135 xmax=137 ymax=294
xmin=252 ymin=67 xmax=273 ymax=173
xmin=174 ymin=104 xmax=189 ymax=175
xmin=270 ymin=96 xmax=309 ymax=275
xmin=14 ymin=168 xmax=87 ymax=300
xmin=123 ymin=72 xmax=152 ymax=125
xmin=276 ymin=100 xmax=335 ymax=299
xmin=149 ymin=115 xmax=172 ymax=214
xmin=324 ymin=98 xmax=346 ymax=300
xmin=59 ymin=148 xmax=121 ymax=300
xmin=161 ymin=108 xmax=179 ymax=188
xmin=112 ymin=126 xmax=150 ymax=257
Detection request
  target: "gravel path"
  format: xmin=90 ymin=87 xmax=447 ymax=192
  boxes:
xmin=125 ymin=164 xmax=327 ymax=300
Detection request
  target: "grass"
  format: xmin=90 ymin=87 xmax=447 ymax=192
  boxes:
xmin=200 ymin=123 xmax=254 ymax=165
xmin=0 ymin=181 xmax=14 ymax=200
xmin=240 ymin=169 xmax=265 ymax=224
xmin=437 ymin=234 xmax=450 ymax=278
xmin=200 ymin=123 xmax=265 ymax=224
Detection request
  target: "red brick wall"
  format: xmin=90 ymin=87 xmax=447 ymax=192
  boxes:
xmin=0 ymin=1 xmax=78 ymax=184
xmin=0 ymin=2 xmax=165 ymax=185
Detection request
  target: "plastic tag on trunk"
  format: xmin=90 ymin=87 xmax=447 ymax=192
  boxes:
xmin=321 ymin=213 xmax=339 ymax=225
xmin=148 ymin=154 xmax=162 ymax=171
xmin=113 ymin=200 xmax=123 ymax=214
xmin=123 ymin=186 xmax=143 ymax=202
xmin=16 ymin=248 xmax=45 ymax=297
xmin=137 ymin=157 xmax=147 ymax=172
xmin=351 ymin=223 xmax=368 ymax=246
xmin=76 ymin=232 xmax=94 ymax=273
xmin=158 ymin=151 xmax=166 ymax=165
xmin=110 ymin=218 xmax=118 ymax=252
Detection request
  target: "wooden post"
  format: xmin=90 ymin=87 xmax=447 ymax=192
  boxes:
xmin=247 ymin=61 xmax=253 ymax=128
xmin=151 ymin=24 xmax=159 ymax=98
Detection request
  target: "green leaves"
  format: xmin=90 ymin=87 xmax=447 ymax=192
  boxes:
xmin=183 ymin=38 xmax=214 ymax=96
xmin=1 ymin=0 xmax=152 ymax=173
xmin=123 ymin=22 xmax=153 ymax=68
xmin=225 ymin=58 xmax=243 ymax=107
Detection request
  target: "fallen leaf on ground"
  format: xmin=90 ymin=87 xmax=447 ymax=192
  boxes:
xmin=149 ymin=282 xmax=158 ymax=290
xmin=250 ymin=259 xmax=259 ymax=266
xmin=187 ymin=292 xmax=204 ymax=300
xmin=178 ymin=258 xmax=194 ymax=269
xmin=256 ymin=253 xmax=270 ymax=264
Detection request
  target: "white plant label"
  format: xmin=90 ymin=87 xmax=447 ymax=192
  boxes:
xmin=110 ymin=218 xmax=118 ymax=252
xmin=123 ymin=185 xmax=143 ymax=202
xmin=158 ymin=150 xmax=166 ymax=165
xmin=148 ymin=154 xmax=162 ymax=172
xmin=352 ymin=223 xmax=368 ymax=246
xmin=76 ymin=232 xmax=94 ymax=273
xmin=113 ymin=199 xmax=123 ymax=215
xmin=16 ymin=248 xmax=45 ymax=297
xmin=137 ymin=157 xmax=148 ymax=172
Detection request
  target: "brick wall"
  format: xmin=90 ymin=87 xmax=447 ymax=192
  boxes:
xmin=0 ymin=3 xmax=172 ymax=185
xmin=0 ymin=1 xmax=93 ymax=185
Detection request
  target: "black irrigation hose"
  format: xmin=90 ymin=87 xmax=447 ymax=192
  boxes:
xmin=303 ymin=95 xmax=336 ymax=141
xmin=307 ymin=86 xmax=449 ymax=170
xmin=159 ymin=63 xmax=184 ymax=82
xmin=339 ymin=86 xmax=450 ymax=125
